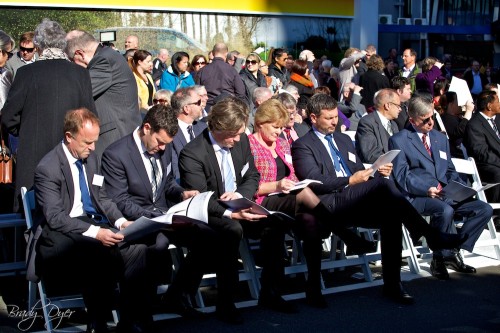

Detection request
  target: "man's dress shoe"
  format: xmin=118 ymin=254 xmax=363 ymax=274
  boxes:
xmin=430 ymin=257 xmax=450 ymax=280
xmin=258 ymin=292 xmax=298 ymax=314
xmin=382 ymin=282 xmax=415 ymax=305
xmin=161 ymin=294 xmax=205 ymax=319
xmin=444 ymin=252 xmax=476 ymax=273
xmin=305 ymin=288 xmax=328 ymax=309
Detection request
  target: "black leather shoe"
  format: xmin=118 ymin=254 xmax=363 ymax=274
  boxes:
xmin=305 ymin=288 xmax=328 ymax=309
xmin=161 ymin=294 xmax=206 ymax=319
xmin=258 ymin=291 xmax=298 ymax=314
xmin=348 ymin=240 xmax=378 ymax=255
xmin=382 ymin=283 xmax=414 ymax=305
xmin=430 ymin=257 xmax=450 ymax=280
xmin=426 ymin=230 xmax=468 ymax=251
xmin=215 ymin=303 xmax=244 ymax=325
xmin=444 ymin=252 xmax=476 ymax=273
xmin=86 ymin=320 xmax=108 ymax=333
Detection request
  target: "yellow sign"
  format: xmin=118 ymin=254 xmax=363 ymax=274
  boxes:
xmin=0 ymin=0 xmax=354 ymax=17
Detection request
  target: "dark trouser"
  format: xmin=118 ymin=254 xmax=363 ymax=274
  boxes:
xmin=411 ymin=196 xmax=492 ymax=256
xmin=37 ymin=228 xmax=150 ymax=325
xmin=319 ymin=177 xmax=435 ymax=285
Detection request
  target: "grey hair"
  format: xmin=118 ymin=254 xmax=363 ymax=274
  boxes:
xmin=408 ymin=94 xmax=434 ymax=118
xmin=252 ymin=87 xmax=272 ymax=104
xmin=154 ymin=89 xmax=173 ymax=102
xmin=170 ymin=86 xmax=197 ymax=114
xmin=0 ymin=30 xmax=14 ymax=52
xmin=65 ymin=30 xmax=97 ymax=59
xmin=322 ymin=60 xmax=332 ymax=68
xmin=284 ymin=84 xmax=299 ymax=95
xmin=34 ymin=18 xmax=67 ymax=51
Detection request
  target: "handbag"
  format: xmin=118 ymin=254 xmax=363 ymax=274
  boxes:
xmin=0 ymin=126 xmax=13 ymax=183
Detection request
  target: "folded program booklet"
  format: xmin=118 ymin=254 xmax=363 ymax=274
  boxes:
xmin=218 ymin=197 xmax=294 ymax=221
xmin=442 ymin=181 xmax=499 ymax=203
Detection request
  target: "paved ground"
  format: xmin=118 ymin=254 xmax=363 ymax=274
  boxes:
xmin=1 ymin=231 xmax=500 ymax=333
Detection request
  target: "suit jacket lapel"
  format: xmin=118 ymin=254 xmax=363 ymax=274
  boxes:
xmin=408 ymin=130 xmax=433 ymax=162
xmin=128 ymin=135 xmax=155 ymax=199
xmin=429 ymin=131 xmax=446 ymax=175
xmin=313 ymin=133 xmax=334 ymax=174
xmin=203 ymin=131 xmax=225 ymax=195
xmin=374 ymin=115 xmax=390 ymax=152
xmin=480 ymin=115 xmax=500 ymax=145
xmin=56 ymin=145 xmax=75 ymax=207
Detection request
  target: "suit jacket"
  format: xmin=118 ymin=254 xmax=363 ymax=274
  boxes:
xmin=359 ymin=70 xmax=390 ymax=109
xmin=1 ymin=59 xmax=96 ymax=211
xmin=34 ymin=143 xmax=123 ymax=235
xmin=388 ymin=127 xmax=463 ymax=200
xmin=355 ymin=112 xmax=399 ymax=164
xmin=292 ymin=129 xmax=365 ymax=195
xmin=171 ymin=120 xmax=207 ymax=180
xmin=278 ymin=122 xmax=310 ymax=142
xmin=463 ymin=113 xmax=500 ymax=177
xmin=101 ymin=133 xmax=185 ymax=220
xmin=178 ymin=129 xmax=260 ymax=218
xmin=463 ymin=70 xmax=488 ymax=94
xmin=88 ymin=45 xmax=142 ymax=156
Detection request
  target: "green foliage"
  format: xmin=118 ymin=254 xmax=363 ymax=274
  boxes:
xmin=0 ymin=7 xmax=121 ymax=41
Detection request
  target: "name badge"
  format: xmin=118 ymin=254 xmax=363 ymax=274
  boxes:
xmin=166 ymin=162 xmax=172 ymax=175
xmin=284 ymin=154 xmax=293 ymax=165
xmin=92 ymin=174 xmax=104 ymax=187
xmin=348 ymin=152 xmax=356 ymax=163
xmin=439 ymin=150 xmax=447 ymax=160
xmin=241 ymin=162 xmax=249 ymax=177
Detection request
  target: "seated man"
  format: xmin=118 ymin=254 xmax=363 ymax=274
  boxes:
xmin=101 ymin=104 xmax=215 ymax=317
xmin=179 ymin=97 xmax=297 ymax=324
xmin=356 ymin=88 xmax=401 ymax=163
xmin=292 ymin=94 xmax=467 ymax=304
xmin=337 ymin=82 xmax=367 ymax=131
xmin=390 ymin=95 xmax=492 ymax=280
xmin=34 ymin=108 xmax=152 ymax=333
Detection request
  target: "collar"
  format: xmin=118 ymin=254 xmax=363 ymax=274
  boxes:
xmin=403 ymin=65 xmax=415 ymax=72
xmin=62 ymin=142 xmax=79 ymax=165
xmin=208 ymin=131 xmax=225 ymax=153
xmin=376 ymin=111 xmax=390 ymax=127
xmin=479 ymin=112 xmax=496 ymax=121
xmin=133 ymin=126 xmax=150 ymax=156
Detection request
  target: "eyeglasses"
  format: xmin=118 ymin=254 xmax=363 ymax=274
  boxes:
xmin=388 ymin=102 xmax=402 ymax=109
xmin=196 ymin=61 xmax=206 ymax=65
xmin=20 ymin=46 xmax=35 ymax=53
xmin=246 ymin=60 xmax=258 ymax=65
xmin=153 ymin=99 xmax=168 ymax=104
xmin=188 ymin=99 xmax=202 ymax=106
xmin=421 ymin=116 xmax=433 ymax=125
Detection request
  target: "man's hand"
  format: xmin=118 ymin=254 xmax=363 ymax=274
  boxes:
xmin=120 ymin=221 xmax=134 ymax=230
xmin=219 ymin=192 xmax=240 ymax=201
xmin=377 ymin=163 xmax=393 ymax=177
xmin=182 ymin=190 xmax=200 ymax=201
xmin=427 ymin=186 xmax=442 ymax=198
xmin=95 ymin=228 xmax=124 ymax=247
xmin=277 ymin=178 xmax=296 ymax=194
xmin=349 ymin=169 xmax=372 ymax=185
xmin=230 ymin=208 xmax=267 ymax=222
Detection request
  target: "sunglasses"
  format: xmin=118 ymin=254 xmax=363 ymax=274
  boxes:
xmin=188 ymin=99 xmax=202 ymax=106
xmin=153 ymin=99 xmax=168 ymax=104
xmin=196 ymin=60 xmax=206 ymax=65
xmin=20 ymin=46 xmax=35 ymax=53
xmin=421 ymin=116 xmax=433 ymax=125
xmin=246 ymin=60 xmax=258 ymax=65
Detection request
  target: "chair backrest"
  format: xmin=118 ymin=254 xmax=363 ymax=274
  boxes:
xmin=343 ymin=130 xmax=356 ymax=146
xmin=21 ymin=187 xmax=35 ymax=229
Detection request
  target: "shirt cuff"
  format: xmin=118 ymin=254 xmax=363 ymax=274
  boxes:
xmin=223 ymin=209 xmax=233 ymax=219
xmin=114 ymin=217 xmax=127 ymax=230
xmin=82 ymin=225 xmax=100 ymax=238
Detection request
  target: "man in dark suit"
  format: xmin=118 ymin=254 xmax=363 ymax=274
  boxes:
xmin=34 ymin=108 xmax=153 ymax=333
xmin=389 ymin=95 xmax=491 ymax=280
xmin=292 ymin=94 xmax=466 ymax=304
xmin=179 ymin=97 xmax=297 ymax=324
xmin=356 ymin=88 xmax=400 ymax=163
xmin=1 ymin=19 xmax=96 ymax=212
xmin=464 ymin=90 xmax=500 ymax=223
xmin=170 ymin=87 xmax=207 ymax=180
xmin=101 ymin=104 xmax=215 ymax=317
xmin=65 ymin=30 xmax=142 ymax=156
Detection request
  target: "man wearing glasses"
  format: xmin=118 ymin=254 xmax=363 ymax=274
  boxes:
xmin=390 ymin=95 xmax=492 ymax=281
xmin=356 ymin=89 xmax=401 ymax=164
xmin=6 ymin=31 xmax=37 ymax=79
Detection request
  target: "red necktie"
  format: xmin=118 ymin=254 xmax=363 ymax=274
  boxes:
xmin=283 ymin=128 xmax=293 ymax=146
xmin=422 ymin=133 xmax=442 ymax=190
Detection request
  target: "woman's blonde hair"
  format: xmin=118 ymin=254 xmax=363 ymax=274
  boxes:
xmin=254 ymin=99 xmax=289 ymax=128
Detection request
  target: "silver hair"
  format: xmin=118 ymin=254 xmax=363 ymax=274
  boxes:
xmin=321 ymin=59 xmax=332 ymax=69
xmin=0 ymin=30 xmax=14 ymax=52
xmin=154 ymin=89 xmax=173 ymax=101
xmin=284 ymin=84 xmax=299 ymax=95
xmin=34 ymin=18 xmax=67 ymax=51
xmin=408 ymin=94 xmax=434 ymax=118
xmin=252 ymin=87 xmax=272 ymax=104
xmin=65 ymin=30 xmax=97 ymax=59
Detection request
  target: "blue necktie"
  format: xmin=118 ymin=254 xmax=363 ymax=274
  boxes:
xmin=220 ymin=148 xmax=235 ymax=192
xmin=324 ymin=135 xmax=352 ymax=176
xmin=75 ymin=160 xmax=98 ymax=216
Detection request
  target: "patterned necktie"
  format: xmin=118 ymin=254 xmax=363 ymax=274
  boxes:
xmin=187 ymin=125 xmax=195 ymax=142
xmin=324 ymin=134 xmax=352 ymax=176
xmin=386 ymin=121 xmax=393 ymax=136
xmin=283 ymin=128 xmax=294 ymax=146
xmin=220 ymin=148 xmax=235 ymax=192
xmin=489 ymin=118 xmax=500 ymax=139
xmin=75 ymin=160 xmax=98 ymax=216
xmin=148 ymin=154 xmax=161 ymax=200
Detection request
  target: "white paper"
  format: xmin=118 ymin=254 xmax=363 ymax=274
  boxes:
xmin=267 ymin=179 xmax=322 ymax=196
xmin=369 ymin=150 xmax=401 ymax=176
xmin=448 ymin=76 xmax=473 ymax=107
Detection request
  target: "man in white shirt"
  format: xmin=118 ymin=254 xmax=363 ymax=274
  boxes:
xmin=399 ymin=49 xmax=421 ymax=93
